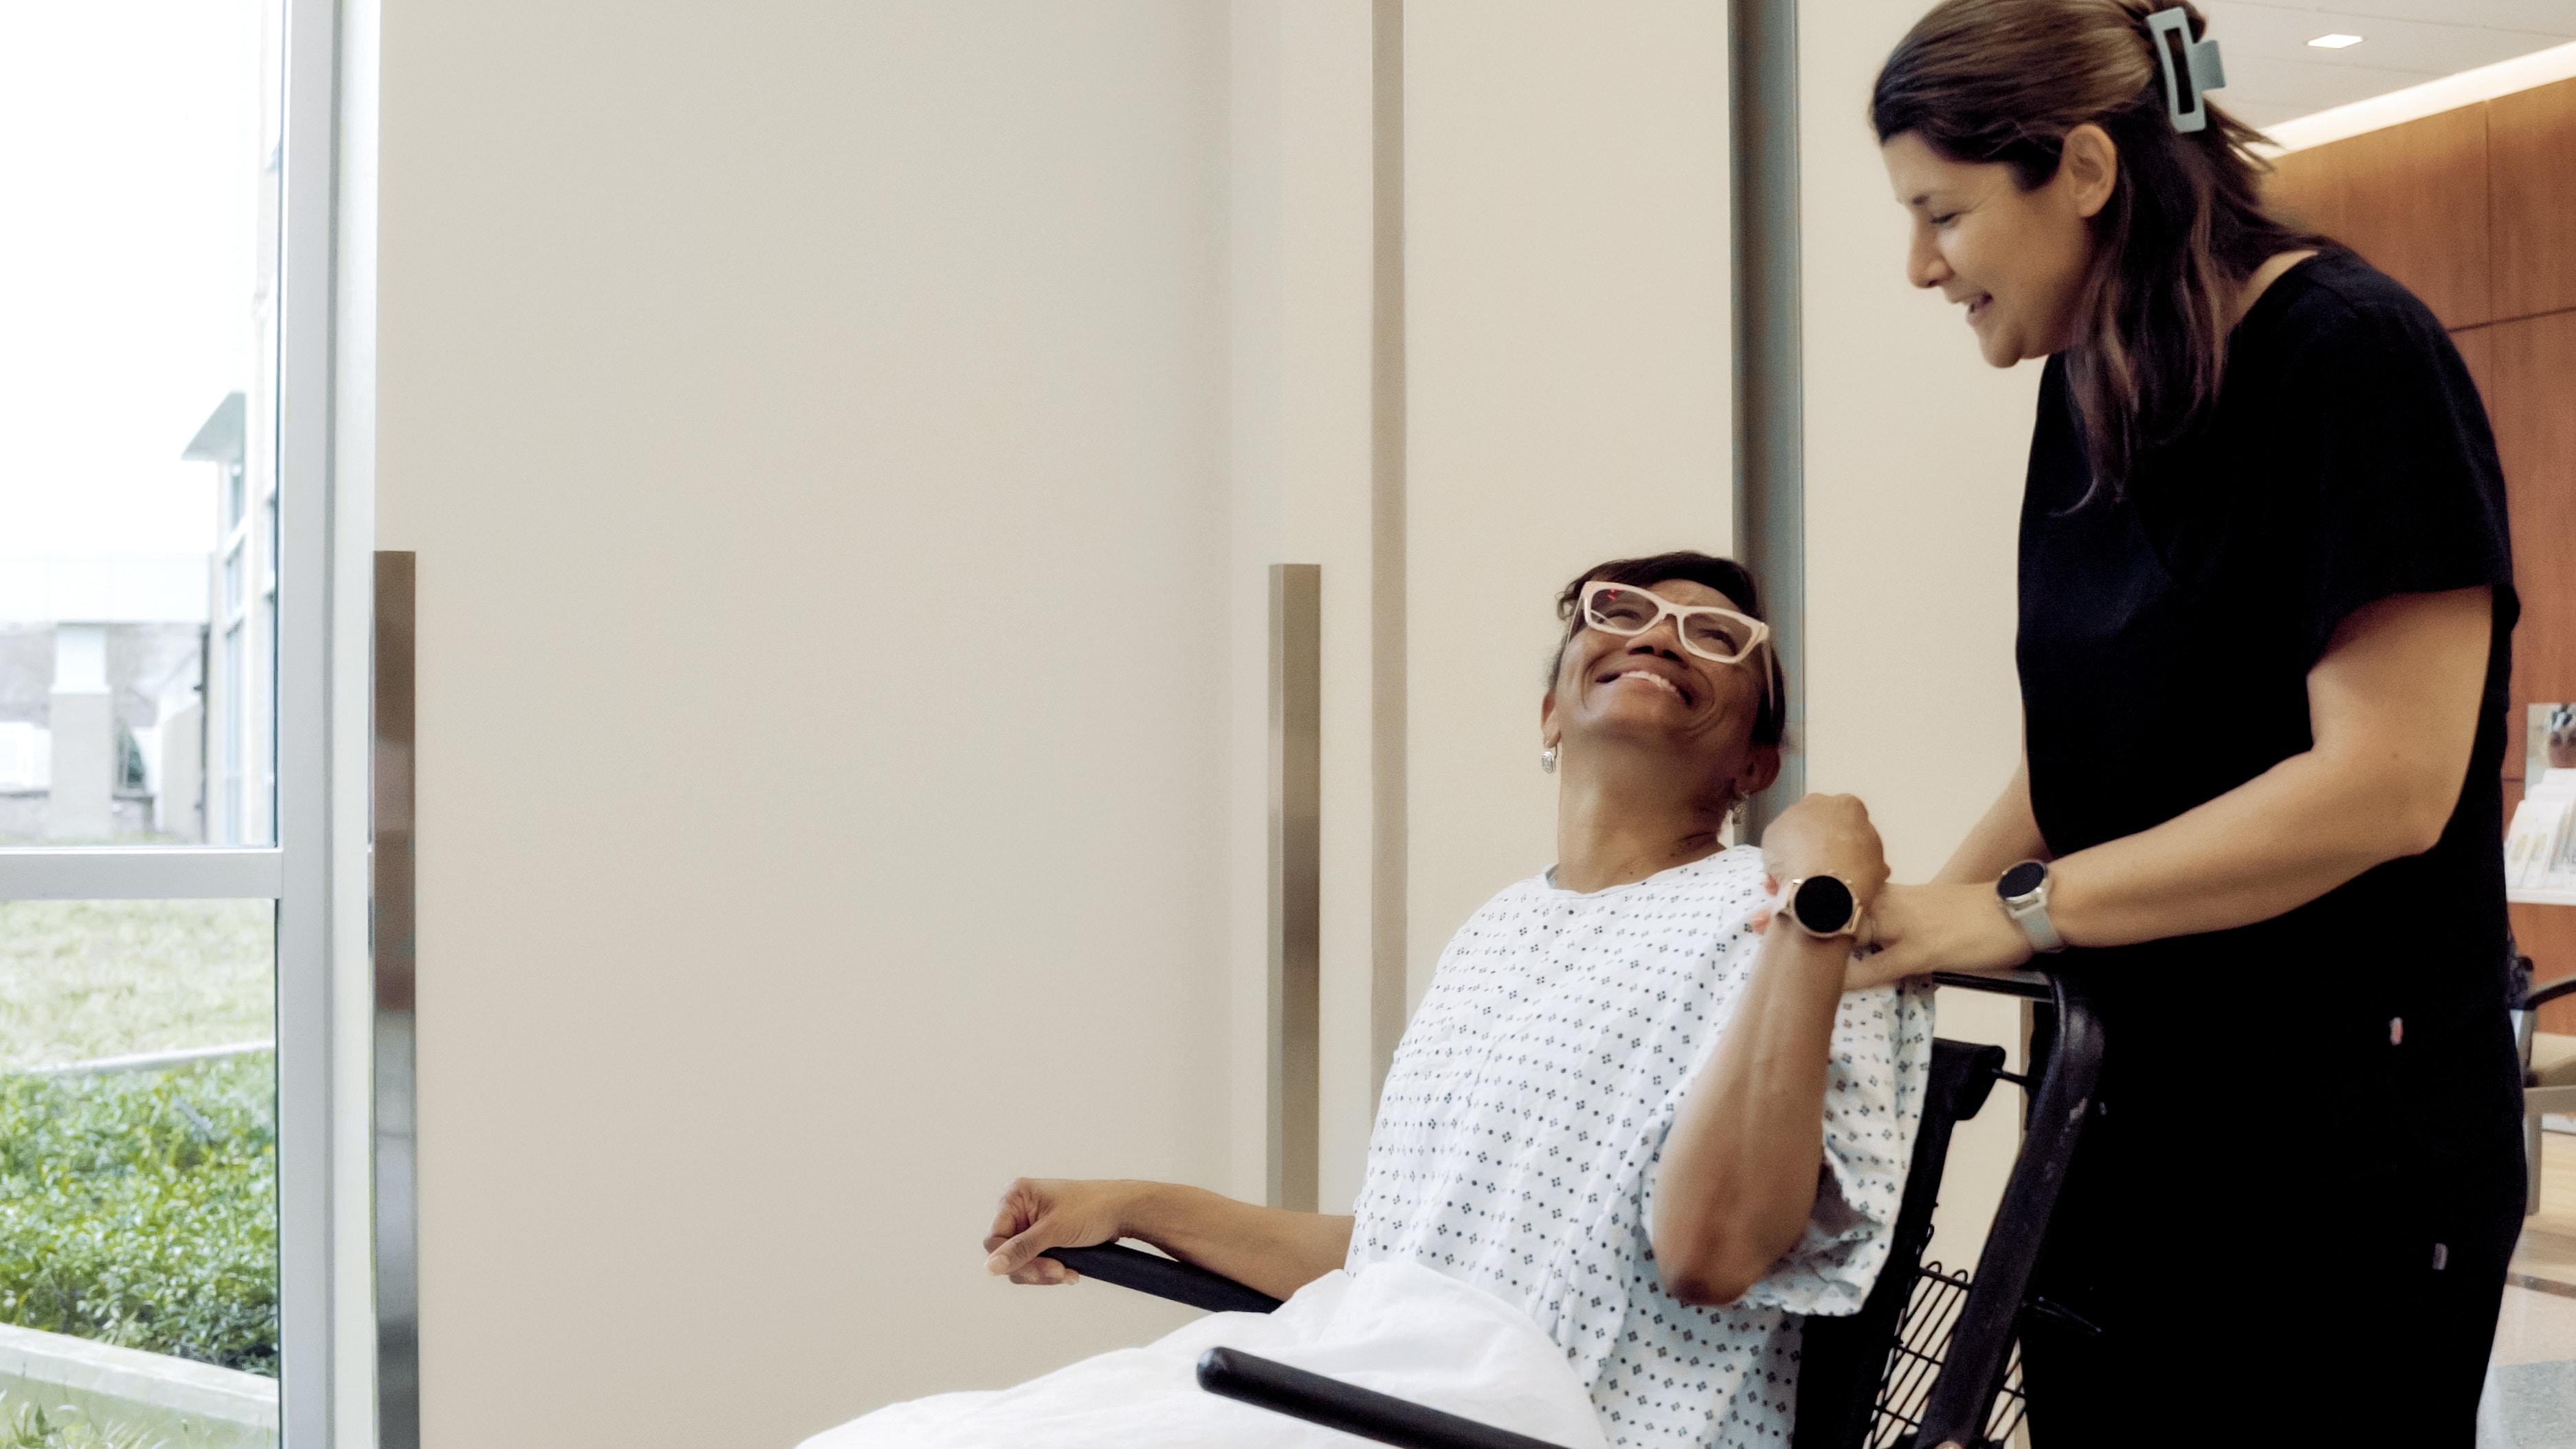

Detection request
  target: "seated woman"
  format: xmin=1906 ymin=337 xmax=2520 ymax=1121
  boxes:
xmin=806 ymin=551 xmax=1931 ymax=1449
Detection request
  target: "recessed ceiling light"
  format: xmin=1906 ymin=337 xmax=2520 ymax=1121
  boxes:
xmin=2309 ymin=33 xmax=2365 ymax=49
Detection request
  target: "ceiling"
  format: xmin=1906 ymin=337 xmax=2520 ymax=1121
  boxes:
xmin=2199 ymin=0 xmax=2576 ymax=128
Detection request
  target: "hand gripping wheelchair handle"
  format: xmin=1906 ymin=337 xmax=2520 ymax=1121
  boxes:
xmin=1195 ymin=1346 xmax=1579 ymax=1449
xmin=1038 ymin=1242 xmax=1285 ymax=1316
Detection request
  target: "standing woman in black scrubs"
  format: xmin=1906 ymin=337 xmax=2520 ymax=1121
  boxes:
xmin=1850 ymin=0 xmax=2521 ymax=1441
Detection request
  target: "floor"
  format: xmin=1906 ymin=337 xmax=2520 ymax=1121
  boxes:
xmin=2489 ymin=1131 xmax=2576 ymax=1448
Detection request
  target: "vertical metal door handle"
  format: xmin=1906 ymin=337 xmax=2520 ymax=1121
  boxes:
xmin=373 ymin=551 xmax=420 ymax=1449
xmin=1271 ymin=564 xmax=1322 ymax=1212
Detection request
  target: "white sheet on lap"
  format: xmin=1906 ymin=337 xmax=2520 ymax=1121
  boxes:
xmin=796 ymin=1260 xmax=1608 ymax=1449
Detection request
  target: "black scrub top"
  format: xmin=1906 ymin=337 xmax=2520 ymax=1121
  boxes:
xmin=2018 ymin=250 xmax=2522 ymax=1189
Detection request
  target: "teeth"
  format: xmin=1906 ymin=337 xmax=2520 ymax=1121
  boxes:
xmin=1610 ymin=670 xmax=1683 ymax=698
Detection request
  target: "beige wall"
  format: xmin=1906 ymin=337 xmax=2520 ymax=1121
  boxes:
xmin=374 ymin=0 xmax=2047 ymax=1441
xmin=379 ymin=4 xmax=1241 ymax=1444
xmin=1401 ymin=0 xmax=1733 ymax=1027
xmin=1797 ymin=0 xmax=2047 ymax=1261
xmin=1221 ymin=0 xmax=1381 ymax=1215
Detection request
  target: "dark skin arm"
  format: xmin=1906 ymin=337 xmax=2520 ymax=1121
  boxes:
xmin=981 ymin=1178 xmax=1351 ymax=1303
xmin=1651 ymin=793 xmax=1888 ymax=1305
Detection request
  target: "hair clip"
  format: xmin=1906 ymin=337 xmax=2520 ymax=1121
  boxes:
xmin=2146 ymin=8 xmax=2226 ymax=133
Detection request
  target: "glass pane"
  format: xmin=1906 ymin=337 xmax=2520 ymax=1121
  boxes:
xmin=0 ymin=899 xmax=278 ymax=1449
xmin=0 ymin=0 xmax=283 ymax=846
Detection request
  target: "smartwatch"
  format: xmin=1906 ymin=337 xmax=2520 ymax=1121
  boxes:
xmin=1997 ymin=859 xmax=2067 ymax=954
xmin=1782 ymin=874 xmax=1864 ymax=942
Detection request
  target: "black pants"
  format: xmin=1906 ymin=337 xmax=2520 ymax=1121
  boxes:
xmin=2019 ymin=1122 xmax=2524 ymax=1448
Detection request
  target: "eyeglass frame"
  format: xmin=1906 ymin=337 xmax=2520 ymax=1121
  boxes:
xmin=1576 ymin=580 xmax=1773 ymax=667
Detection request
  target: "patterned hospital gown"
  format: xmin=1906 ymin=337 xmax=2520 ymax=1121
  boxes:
xmin=1348 ymin=845 xmax=1932 ymax=1448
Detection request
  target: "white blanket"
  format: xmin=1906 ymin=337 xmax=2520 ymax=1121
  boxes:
xmin=797 ymin=1261 xmax=1609 ymax=1449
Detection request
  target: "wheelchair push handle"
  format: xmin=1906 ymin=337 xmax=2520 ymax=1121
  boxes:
xmin=1039 ymin=1241 xmax=1285 ymax=1316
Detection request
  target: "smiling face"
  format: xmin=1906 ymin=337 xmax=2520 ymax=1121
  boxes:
xmin=1541 ymin=579 xmax=1776 ymax=798
xmin=1882 ymin=127 xmax=2113 ymax=368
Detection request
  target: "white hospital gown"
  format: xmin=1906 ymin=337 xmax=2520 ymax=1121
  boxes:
xmin=1350 ymin=845 xmax=1932 ymax=1448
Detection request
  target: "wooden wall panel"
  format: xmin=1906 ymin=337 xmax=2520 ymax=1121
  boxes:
xmin=2266 ymin=105 xmax=2493 ymax=329
xmin=2489 ymin=312 xmax=2576 ymax=742
xmin=2491 ymin=310 xmax=2576 ymax=1028
xmin=2265 ymin=137 xmax=2346 ymax=246
xmin=2491 ymin=77 xmax=2576 ymax=322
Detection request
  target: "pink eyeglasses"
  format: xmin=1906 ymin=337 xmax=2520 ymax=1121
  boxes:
xmin=1577 ymin=582 xmax=1772 ymax=666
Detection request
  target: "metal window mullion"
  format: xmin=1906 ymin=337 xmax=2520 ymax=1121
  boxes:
xmin=275 ymin=0 xmax=342 ymax=1436
xmin=0 ymin=849 xmax=286 ymax=900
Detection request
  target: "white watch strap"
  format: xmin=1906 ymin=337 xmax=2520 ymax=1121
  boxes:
xmin=2003 ymin=890 xmax=2067 ymax=954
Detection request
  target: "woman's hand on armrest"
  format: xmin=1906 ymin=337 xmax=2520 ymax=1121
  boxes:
xmin=984 ymin=1178 xmax=1142 ymax=1285
xmin=984 ymin=1177 xmax=1356 ymax=1301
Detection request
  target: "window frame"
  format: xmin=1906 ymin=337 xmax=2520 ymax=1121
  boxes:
xmin=0 ymin=0 xmax=355 ymax=1438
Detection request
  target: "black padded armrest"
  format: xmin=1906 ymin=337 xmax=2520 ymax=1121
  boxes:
xmin=2529 ymin=975 xmax=2576 ymax=1010
xmin=1196 ymin=1347 xmax=1577 ymax=1449
xmin=1929 ymin=967 xmax=2053 ymax=999
xmin=1039 ymin=1242 xmax=1284 ymax=1315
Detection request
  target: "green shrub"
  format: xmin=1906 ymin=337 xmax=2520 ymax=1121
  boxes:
xmin=0 ymin=1056 xmax=277 ymax=1377
xmin=0 ymin=1392 xmax=162 ymax=1449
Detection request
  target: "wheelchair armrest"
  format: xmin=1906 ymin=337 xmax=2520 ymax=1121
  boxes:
xmin=2527 ymin=975 xmax=2576 ymax=1011
xmin=1196 ymin=1347 xmax=1578 ymax=1449
xmin=1039 ymin=1243 xmax=1284 ymax=1316
xmin=1929 ymin=968 xmax=2054 ymax=999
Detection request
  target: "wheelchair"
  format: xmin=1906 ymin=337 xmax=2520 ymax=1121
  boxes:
xmin=1039 ymin=968 xmax=2102 ymax=1449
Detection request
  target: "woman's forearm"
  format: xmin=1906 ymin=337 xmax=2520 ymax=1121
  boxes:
xmin=2051 ymin=750 xmax=2437 ymax=947
xmin=1865 ymin=589 xmax=2491 ymax=982
xmin=1118 ymin=1184 xmax=1353 ymax=1301
xmin=2049 ymin=588 xmax=2488 ymax=948
xmin=1648 ymin=922 xmax=1849 ymax=1305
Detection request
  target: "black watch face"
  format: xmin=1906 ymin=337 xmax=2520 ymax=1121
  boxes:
xmin=1999 ymin=861 xmax=2048 ymax=899
xmin=1793 ymin=875 xmax=1856 ymax=934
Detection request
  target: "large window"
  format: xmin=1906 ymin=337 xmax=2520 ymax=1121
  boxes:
xmin=0 ymin=0 xmax=342 ymax=1444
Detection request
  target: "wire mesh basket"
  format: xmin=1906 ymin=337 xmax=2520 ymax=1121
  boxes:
xmin=1865 ymin=1259 xmax=2028 ymax=1449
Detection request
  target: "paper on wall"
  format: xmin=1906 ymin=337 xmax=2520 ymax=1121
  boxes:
xmin=2510 ymin=769 xmax=2576 ymax=891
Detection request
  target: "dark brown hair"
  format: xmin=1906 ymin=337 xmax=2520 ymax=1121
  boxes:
xmin=1549 ymin=551 xmax=1787 ymax=749
xmin=1872 ymin=0 xmax=2327 ymax=498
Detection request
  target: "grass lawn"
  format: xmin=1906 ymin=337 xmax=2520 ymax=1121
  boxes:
xmin=0 ymin=900 xmax=278 ymax=1378
xmin=0 ymin=900 xmax=273 ymax=1071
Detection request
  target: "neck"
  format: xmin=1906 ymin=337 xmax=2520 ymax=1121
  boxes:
xmin=1552 ymin=744 xmax=1739 ymax=894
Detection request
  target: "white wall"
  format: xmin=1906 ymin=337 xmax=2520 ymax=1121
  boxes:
xmin=1403 ymin=0 xmax=1733 ymax=1023
xmin=1236 ymin=0 xmax=1744 ymax=1230
xmin=1221 ymin=0 xmax=1380 ymax=1215
xmin=378 ymin=5 xmax=1239 ymax=1443
xmin=1795 ymin=0 xmax=2047 ymax=1263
